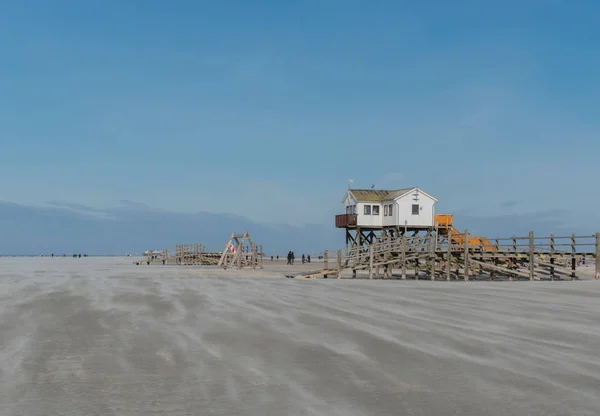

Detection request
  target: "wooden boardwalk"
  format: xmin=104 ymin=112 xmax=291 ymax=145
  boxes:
xmin=293 ymin=231 xmax=600 ymax=281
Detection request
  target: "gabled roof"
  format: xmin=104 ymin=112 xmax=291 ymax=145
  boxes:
xmin=345 ymin=187 xmax=439 ymax=202
xmin=347 ymin=188 xmax=414 ymax=202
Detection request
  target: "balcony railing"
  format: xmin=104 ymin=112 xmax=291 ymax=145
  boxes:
xmin=335 ymin=214 xmax=358 ymax=228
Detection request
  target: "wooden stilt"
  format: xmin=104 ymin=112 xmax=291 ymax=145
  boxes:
xmin=337 ymin=249 xmax=342 ymax=279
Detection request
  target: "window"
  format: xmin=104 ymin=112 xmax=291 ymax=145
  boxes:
xmin=346 ymin=205 xmax=351 ymax=214
xmin=373 ymin=205 xmax=380 ymax=215
xmin=389 ymin=204 xmax=393 ymax=216
xmin=384 ymin=205 xmax=388 ymax=216
xmin=364 ymin=205 xmax=371 ymax=215
xmin=412 ymin=204 xmax=419 ymax=215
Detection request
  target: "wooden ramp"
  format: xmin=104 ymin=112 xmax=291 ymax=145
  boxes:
xmin=286 ymin=269 xmax=339 ymax=279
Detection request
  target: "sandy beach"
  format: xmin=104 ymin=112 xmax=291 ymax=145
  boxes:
xmin=1 ymin=256 xmax=599 ymax=415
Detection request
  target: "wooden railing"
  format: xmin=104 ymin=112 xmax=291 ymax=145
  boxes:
xmin=310 ymin=231 xmax=600 ymax=281
xmin=335 ymin=214 xmax=358 ymax=228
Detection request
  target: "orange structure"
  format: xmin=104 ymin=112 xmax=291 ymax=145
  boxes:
xmin=435 ymin=214 xmax=494 ymax=251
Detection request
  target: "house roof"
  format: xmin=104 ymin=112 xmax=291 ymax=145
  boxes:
xmin=348 ymin=188 xmax=415 ymax=201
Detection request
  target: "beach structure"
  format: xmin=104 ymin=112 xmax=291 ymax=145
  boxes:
xmin=336 ymin=187 xmax=438 ymax=251
xmin=291 ymin=186 xmax=600 ymax=280
xmin=217 ymin=231 xmax=263 ymax=270
xmin=138 ymin=245 xmax=220 ymax=265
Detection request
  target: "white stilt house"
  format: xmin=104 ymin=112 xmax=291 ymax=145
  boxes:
xmin=335 ymin=187 xmax=438 ymax=248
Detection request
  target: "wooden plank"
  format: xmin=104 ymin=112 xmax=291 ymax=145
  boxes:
xmin=337 ymin=249 xmax=342 ymax=279
xmin=469 ymin=259 xmax=532 ymax=280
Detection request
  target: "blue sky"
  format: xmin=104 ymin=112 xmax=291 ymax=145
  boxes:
xmin=1 ymin=0 xmax=599 ymax=232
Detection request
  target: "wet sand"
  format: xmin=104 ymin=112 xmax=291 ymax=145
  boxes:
xmin=1 ymin=257 xmax=599 ymax=415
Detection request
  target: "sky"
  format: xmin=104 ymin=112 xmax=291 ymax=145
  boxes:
xmin=1 ymin=0 xmax=599 ymax=236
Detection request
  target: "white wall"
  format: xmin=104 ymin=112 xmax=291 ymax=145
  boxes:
xmin=356 ymin=202 xmax=384 ymax=227
xmin=394 ymin=193 xmax=435 ymax=228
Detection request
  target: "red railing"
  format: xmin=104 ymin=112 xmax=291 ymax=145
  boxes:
xmin=335 ymin=214 xmax=358 ymax=228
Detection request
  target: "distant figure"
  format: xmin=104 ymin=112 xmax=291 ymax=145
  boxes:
xmin=302 ymin=254 xmax=306 ymax=264
xmin=307 ymin=255 xmax=311 ymax=263
xmin=78 ymin=254 xmax=81 ymax=258
xmin=51 ymin=253 xmax=54 ymax=258
xmin=287 ymin=251 xmax=292 ymax=265
xmin=291 ymin=251 xmax=295 ymax=265
xmin=277 ymin=255 xmax=279 ymax=260
xmin=271 ymin=256 xmax=273 ymax=261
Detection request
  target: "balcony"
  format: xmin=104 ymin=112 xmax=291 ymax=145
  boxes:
xmin=335 ymin=214 xmax=358 ymax=228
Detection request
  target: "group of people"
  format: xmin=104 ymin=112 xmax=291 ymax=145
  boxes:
xmin=286 ymin=251 xmax=311 ymax=265
xmin=269 ymin=252 xmax=311 ymax=264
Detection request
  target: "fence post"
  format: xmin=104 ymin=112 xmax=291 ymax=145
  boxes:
xmin=595 ymin=232 xmax=600 ymax=280
xmin=550 ymin=234 xmax=555 ymax=281
xmin=464 ymin=229 xmax=469 ymax=281
xmin=337 ymin=249 xmax=342 ymax=279
xmin=529 ymin=231 xmax=535 ymax=281
xmin=510 ymin=235 xmax=516 ymax=281
xmin=430 ymin=233 xmax=436 ymax=280
xmin=402 ymin=234 xmax=407 ymax=280
xmin=446 ymin=237 xmax=452 ymax=281
xmin=571 ymin=234 xmax=576 ymax=280
xmin=369 ymin=245 xmax=374 ymax=280
xmin=323 ymin=250 xmax=328 ymax=278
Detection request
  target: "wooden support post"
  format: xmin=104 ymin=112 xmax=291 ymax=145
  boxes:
xmin=430 ymin=234 xmax=436 ymax=280
xmin=369 ymin=245 xmax=374 ymax=280
xmin=464 ymin=229 xmax=469 ymax=281
xmin=237 ymin=242 xmax=242 ymax=269
xmin=337 ymin=249 xmax=342 ymax=279
xmin=260 ymin=245 xmax=264 ymax=269
xmin=529 ymin=231 xmax=535 ymax=281
xmin=446 ymin=238 xmax=452 ymax=281
xmin=510 ymin=236 xmax=516 ymax=281
xmin=550 ymin=234 xmax=555 ymax=281
xmin=252 ymin=243 xmax=256 ymax=270
xmin=571 ymin=234 xmax=576 ymax=280
xmin=402 ymin=235 xmax=407 ymax=280
xmin=595 ymin=232 xmax=600 ymax=280
xmin=323 ymin=250 xmax=328 ymax=278
xmin=491 ymin=238 xmax=498 ymax=280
